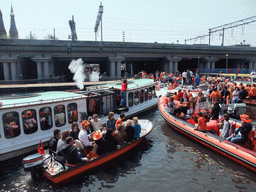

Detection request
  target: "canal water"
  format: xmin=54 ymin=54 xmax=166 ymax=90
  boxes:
xmin=0 ymin=107 xmax=256 ymax=191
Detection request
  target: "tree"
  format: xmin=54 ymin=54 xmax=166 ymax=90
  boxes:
xmin=45 ymin=34 xmax=58 ymax=40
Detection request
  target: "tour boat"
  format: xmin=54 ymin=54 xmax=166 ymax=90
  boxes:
xmin=0 ymin=79 xmax=166 ymax=161
xmin=22 ymin=119 xmax=153 ymax=184
xmin=158 ymin=96 xmax=256 ymax=172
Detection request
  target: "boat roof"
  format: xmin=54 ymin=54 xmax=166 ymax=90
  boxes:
xmin=0 ymin=91 xmax=85 ymax=108
xmin=101 ymin=79 xmax=155 ymax=90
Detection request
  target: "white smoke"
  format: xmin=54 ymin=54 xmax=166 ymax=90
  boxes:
xmin=68 ymin=58 xmax=86 ymax=89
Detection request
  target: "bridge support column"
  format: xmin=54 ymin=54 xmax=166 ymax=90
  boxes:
xmin=36 ymin=62 xmax=43 ymax=79
xmin=32 ymin=56 xmax=53 ymax=80
xmin=3 ymin=62 xmax=10 ymax=80
xmin=168 ymin=62 xmax=173 ymax=74
xmin=0 ymin=55 xmax=21 ymax=81
xmin=205 ymin=57 xmax=219 ymax=72
xmin=11 ymin=62 xmax=18 ymax=81
xmin=166 ymin=56 xmax=181 ymax=74
xmin=117 ymin=61 xmax=122 ymax=77
xmin=247 ymin=57 xmax=256 ymax=73
xmin=212 ymin=62 xmax=215 ymax=69
xmin=44 ymin=62 xmax=50 ymax=79
xmin=249 ymin=61 xmax=253 ymax=70
xmin=108 ymin=55 xmax=125 ymax=78
xmin=109 ymin=61 xmax=115 ymax=77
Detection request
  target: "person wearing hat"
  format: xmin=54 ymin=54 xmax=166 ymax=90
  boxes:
xmin=226 ymin=114 xmax=253 ymax=144
xmin=93 ymin=131 xmax=106 ymax=155
xmin=210 ymin=97 xmax=221 ymax=120
xmin=78 ymin=120 xmax=98 ymax=155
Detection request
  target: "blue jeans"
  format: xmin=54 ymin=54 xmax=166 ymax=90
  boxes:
xmin=121 ymin=91 xmax=126 ymax=106
xmin=226 ymin=134 xmax=243 ymax=143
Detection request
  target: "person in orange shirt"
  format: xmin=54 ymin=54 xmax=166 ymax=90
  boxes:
xmin=116 ymin=113 xmax=125 ymax=129
xmin=238 ymin=83 xmax=243 ymax=90
xmin=251 ymin=84 xmax=256 ymax=99
xmin=173 ymin=81 xmax=178 ymax=88
xmin=173 ymin=92 xmax=179 ymax=101
xmin=194 ymin=112 xmax=207 ymax=132
xmin=246 ymin=84 xmax=251 ymax=99
xmin=210 ymin=87 xmax=221 ymax=102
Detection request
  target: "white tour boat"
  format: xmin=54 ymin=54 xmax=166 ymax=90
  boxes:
xmin=0 ymin=79 xmax=167 ymax=161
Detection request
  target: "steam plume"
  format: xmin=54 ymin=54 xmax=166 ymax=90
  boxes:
xmin=68 ymin=58 xmax=86 ymax=89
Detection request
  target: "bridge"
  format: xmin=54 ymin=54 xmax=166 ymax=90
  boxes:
xmin=0 ymin=39 xmax=256 ymax=82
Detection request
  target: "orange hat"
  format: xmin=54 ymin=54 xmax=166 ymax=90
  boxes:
xmin=240 ymin=114 xmax=251 ymax=123
xmin=27 ymin=111 xmax=32 ymax=116
xmin=93 ymin=131 xmax=102 ymax=140
xmin=81 ymin=120 xmax=90 ymax=128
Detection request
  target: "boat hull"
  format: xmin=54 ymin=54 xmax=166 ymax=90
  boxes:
xmin=42 ymin=119 xmax=153 ymax=184
xmin=159 ymin=97 xmax=256 ymax=173
xmin=44 ymin=137 xmax=147 ymax=184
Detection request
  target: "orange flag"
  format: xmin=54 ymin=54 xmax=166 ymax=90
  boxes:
xmin=38 ymin=140 xmax=44 ymax=155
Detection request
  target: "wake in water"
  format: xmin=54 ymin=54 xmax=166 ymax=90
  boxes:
xmin=68 ymin=58 xmax=86 ymax=89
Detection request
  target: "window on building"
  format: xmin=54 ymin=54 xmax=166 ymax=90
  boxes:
xmin=54 ymin=105 xmax=66 ymax=127
xmin=3 ymin=111 xmax=21 ymax=139
xmin=39 ymin=107 xmax=53 ymax=130
xmin=67 ymin=103 xmax=78 ymax=124
xmin=22 ymin=109 xmax=38 ymax=134
xmin=128 ymin=92 xmax=133 ymax=107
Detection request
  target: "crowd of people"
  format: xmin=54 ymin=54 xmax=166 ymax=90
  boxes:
xmin=153 ymin=68 xmax=255 ymax=147
xmin=48 ymin=112 xmax=142 ymax=165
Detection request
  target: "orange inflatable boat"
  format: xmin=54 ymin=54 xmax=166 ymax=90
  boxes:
xmin=159 ymin=97 xmax=256 ymax=172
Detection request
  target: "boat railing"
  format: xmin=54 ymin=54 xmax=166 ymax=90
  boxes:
xmin=1 ymin=95 xmax=85 ymax=108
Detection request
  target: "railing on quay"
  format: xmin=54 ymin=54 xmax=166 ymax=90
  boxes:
xmin=198 ymin=68 xmax=253 ymax=74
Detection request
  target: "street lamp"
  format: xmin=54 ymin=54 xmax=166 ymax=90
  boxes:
xmin=226 ymin=54 xmax=229 ymax=73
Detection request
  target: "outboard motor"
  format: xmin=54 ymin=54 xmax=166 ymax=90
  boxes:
xmin=23 ymin=153 xmax=44 ymax=179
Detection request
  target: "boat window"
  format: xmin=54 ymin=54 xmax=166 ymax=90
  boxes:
xmin=87 ymin=97 xmax=101 ymax=117
xmin=3 ymin=112 xmax=21 ymax=139
xmin=22 ymin=109 xmax=38 ymax=134
xmin=102 ymin=95 xmax=114 ymax=115
xmin=67 ymin=103 xmax=78 ymax=124
xmin=144 ymin=88 xmax=148 ymax=101
xmin=128 ymin=92 xmax=133 ymax=107
xmin=116 ymin=90 xmax=121 ymax=106
xmin=140 ymin=89 xmax=144 ymax=103
xmin=39 ymin=107 xmax=53 ymax=130
xmin=148 ymin=87 xmax=152 ymax=100
xmin=54 ymin=105 xmax=66 ymax=127
xmin=134 ymin=91 xmax=139 ymax=105
xmin=152 ymin=86 xmax=156 ymax=98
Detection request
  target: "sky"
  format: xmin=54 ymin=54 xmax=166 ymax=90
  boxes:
xmin=0 ymin=0 xmax=256 ymax=46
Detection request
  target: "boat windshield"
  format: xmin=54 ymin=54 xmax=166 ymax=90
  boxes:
xmin=195 ymin=101 xmax=212 ymax=112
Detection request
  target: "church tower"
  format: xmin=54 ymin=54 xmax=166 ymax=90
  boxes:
xmin=0 ymin=9 xmax=7 ymax=38
xmin=9 ymin=5 xmax=18 ymax=39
